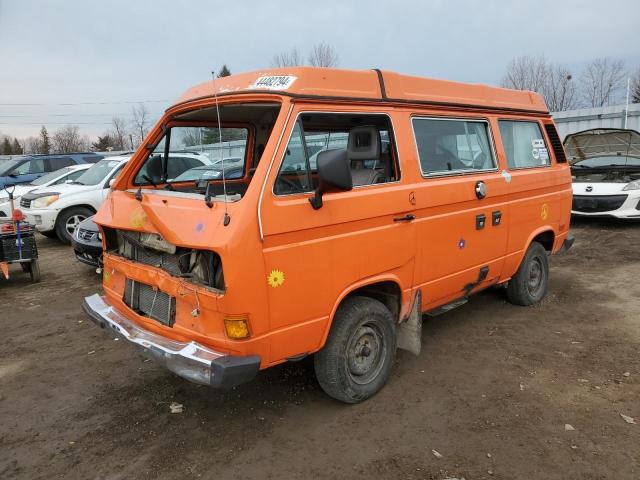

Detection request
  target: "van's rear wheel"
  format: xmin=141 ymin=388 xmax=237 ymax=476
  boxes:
xmin=314 ymin=296 xmax=396 ymax=404
xmin=507 ymin=241 xmax=549 ymax=306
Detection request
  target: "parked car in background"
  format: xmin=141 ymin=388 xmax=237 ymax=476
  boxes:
xmin=0 ymin=153 xmax=103 ymax=189
xmin=22 ymin=152 xmax=211 ymax=243
xmin=21 ymin=154 xmax=131 ymax=243
xmin=71 ymin=216 xmax=102 ymax=268
xmin=565 ymin=128 xmax=640 ymax=218
xmin=0 ymin=164 xmax=91 ymax=220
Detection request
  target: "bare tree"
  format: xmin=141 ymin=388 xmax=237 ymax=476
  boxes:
xmin=110 ymin=117 xmax=129 ymax=151
xmin=308 ymin=43 xmax=338 ymax=68
xmin=52 ymin=125 xmax=86 ymax=153
xmin=580 ymin=57 xmax=626 ymax=107
xmin=131 ymin=103 xmax=150 ymax=147
xmin=271 ymin=48 xmax=304 ymax=68
xmin=543 ymin=64 xmax=578 ymax=111
xmin=501 ymin=55 xmax=549 ymax=92
xmin=23 ymin=136 xmax=40 ymax=154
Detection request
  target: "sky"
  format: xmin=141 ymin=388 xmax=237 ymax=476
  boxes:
xmin=1 ymin=0 xmax=639 ymax=140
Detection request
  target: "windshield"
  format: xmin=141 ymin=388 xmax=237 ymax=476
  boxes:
xmin=573 ymin=155 xmax=640 ymax=168
xmin=173 ymin=164 xmax=244 ymax=182
xmin=75 ymin=159 xmax=122 ymax=186
xmin=30 ymin=167 xmax=73 ymax=186
xmin=134 ymin=127 xmax=247 ymax=185
xmin=0 ymin=159 xmax=24 ymax=176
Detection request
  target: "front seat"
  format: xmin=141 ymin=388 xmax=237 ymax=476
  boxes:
xmin=347 ymin=126 xmax=384 ymax=186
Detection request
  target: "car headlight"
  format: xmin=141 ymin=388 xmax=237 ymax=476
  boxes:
xmin=622 ymin=181 xmax=640 ymax=191
xmin=32 ymin=194 xmax=60 ymax=208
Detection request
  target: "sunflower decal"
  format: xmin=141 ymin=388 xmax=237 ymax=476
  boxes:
xmin=267 ymin=269 xmax=285 ymax=288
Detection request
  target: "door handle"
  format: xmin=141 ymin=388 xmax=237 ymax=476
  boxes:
xmin=393 ymin=213 xmax=416 ymax=222
xmin=475 ymin=181 xmax=487 ymax=199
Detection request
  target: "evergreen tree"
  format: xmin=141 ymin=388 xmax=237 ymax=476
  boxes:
xmin=39 ymin=126 xmax=51 ymax=154
xmin=217 ymin=65 xmax=231 ymax=77
xmin=12 ymin=138 xmax=23 ymax=154
xmin=1 ymin=137 xmax=12 ymax=155
xmin=92 ymin=134 xmax=115 ymax=151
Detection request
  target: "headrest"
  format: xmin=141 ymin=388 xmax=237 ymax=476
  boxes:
xmin=347 ymin=126 xmax=380 ymax=160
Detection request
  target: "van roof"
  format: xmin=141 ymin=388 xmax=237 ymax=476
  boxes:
xmin=173 ymin=67 xmax=548 ymax=114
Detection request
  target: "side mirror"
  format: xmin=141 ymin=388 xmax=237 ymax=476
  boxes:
xmin=309 ymin=149 xmax=352 ymax=210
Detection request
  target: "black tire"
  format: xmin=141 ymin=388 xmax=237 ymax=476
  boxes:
xmin=507 ymin=241 xmax=549 ymax=306
xmin=39 ymin=230 xmax=58 ymax=239
xmin=55 ymin=207 xmax=93 ymax=245
xmin=314 ymin=296 xmax=397 ymax=404
xmin=29 ymin=259 xmax=41 ymax=283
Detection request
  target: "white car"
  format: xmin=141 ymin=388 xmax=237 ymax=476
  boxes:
xmin=0 ymin=164 xmax=91 ymax=220
xmin=566 ymin=128 xmax=640 ymax=219
xmin=21 ymin=152 xmax=211 ymax=243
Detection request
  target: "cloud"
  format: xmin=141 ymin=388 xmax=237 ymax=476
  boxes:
xmin=1 ymin=0 xmax=638 ymax=138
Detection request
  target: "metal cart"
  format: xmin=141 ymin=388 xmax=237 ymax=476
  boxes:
xmin=0 ymin=185 xmax=40 ymax=282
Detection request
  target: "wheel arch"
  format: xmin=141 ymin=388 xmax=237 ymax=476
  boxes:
xmin=56 ymin=204 xmax=97 ymax=222
xmin=318 ymin=275 xmax=408 ymax=349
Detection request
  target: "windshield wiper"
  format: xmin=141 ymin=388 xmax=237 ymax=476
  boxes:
xmin=142 ymin=175 xmax=158 ymax=188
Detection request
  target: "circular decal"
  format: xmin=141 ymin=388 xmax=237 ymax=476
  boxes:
xmin=267 ymin=269 xmax=285 ymax=288
xmin=541 ymin=203 xmax=549 ymax=220
xmin=532 ymin=149 xmax=540 ymax=160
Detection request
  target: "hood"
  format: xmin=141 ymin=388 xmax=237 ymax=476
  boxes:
xmin=563 ymin=128 xmax=640 ymax=164
xmin=77 ymin=215 xmax=98 ymax=232
xmin=23 ymin=182 xmax=98 ymax=200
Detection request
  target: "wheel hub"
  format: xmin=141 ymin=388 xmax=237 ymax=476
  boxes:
xmin=347 ymin=324 xmax=385 ymax=384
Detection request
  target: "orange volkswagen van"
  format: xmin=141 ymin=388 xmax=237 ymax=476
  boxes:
xmin=84 ymin=68 xmax=574 ymax=403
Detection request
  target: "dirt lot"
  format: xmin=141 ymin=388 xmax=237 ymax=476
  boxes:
xmin=1 ymin=219 xmax=639 ymax=480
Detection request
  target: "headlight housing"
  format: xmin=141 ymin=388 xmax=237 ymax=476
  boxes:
xmin=32 ymin=194 xmax=60 ymax=208
xmin=622 ymin=181 xmax=640 ymax=191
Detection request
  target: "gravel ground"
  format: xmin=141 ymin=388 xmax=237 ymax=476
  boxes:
xmin=1 ymin=218 xmax=639 ymax=480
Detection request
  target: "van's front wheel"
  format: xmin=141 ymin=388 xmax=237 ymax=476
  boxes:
xmin=507 ymin=241 xmax=549 ymax=306
xmin=314 ymin=296 xmax=396 ymax=403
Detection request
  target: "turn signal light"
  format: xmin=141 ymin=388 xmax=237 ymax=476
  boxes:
xmin=224 ymin=316 xmax=250 ymax=339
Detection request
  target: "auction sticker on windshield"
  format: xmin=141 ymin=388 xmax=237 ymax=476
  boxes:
xmin=251 ymin=76 xmax=297 ymax=90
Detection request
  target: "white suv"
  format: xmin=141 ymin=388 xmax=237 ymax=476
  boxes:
xmin=22 ymin=152 xmax=210 ymax=243
xmin=0 ymin=164 xmax=91 ymax=220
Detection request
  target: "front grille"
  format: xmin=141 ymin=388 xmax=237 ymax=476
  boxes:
xmin=572 ymin=194 xmax=627 ymax=213
xmin=77 ymin=229 xmax=97 ymax=242
xmin=124 ymin=279 xmax=176 ymax=326
xmin=20 ymin=198 xmax=32 ymax=208
xmin=106 ymin=228 xmax=224 ymax=290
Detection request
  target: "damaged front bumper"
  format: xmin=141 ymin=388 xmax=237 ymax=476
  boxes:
xmin=82 ymin=294 xmax=260 ymax=388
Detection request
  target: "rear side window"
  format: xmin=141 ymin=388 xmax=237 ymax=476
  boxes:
xmin=499 ymin=120 xmax=550 ymax=169
xmin=48 ymin=157 xmax=74 ymax=170
xmin=83 ymin=155 xmax=103 ymax=163
xmin=412 ymin=118 xmax=495 ymax=175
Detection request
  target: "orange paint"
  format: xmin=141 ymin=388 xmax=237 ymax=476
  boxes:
xmin=92 ymin=67 xmax=572 ymax=370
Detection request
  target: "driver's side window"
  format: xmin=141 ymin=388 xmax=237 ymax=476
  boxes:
xmin=274 ymin=121 xmax=311 ymax=195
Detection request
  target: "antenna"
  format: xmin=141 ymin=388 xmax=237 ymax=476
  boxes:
xmin=211 ymin=70 xmax=230 ymax=226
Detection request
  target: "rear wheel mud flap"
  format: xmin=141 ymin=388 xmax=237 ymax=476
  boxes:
xmin=397 ymin=290 xmax=422 ymax=356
